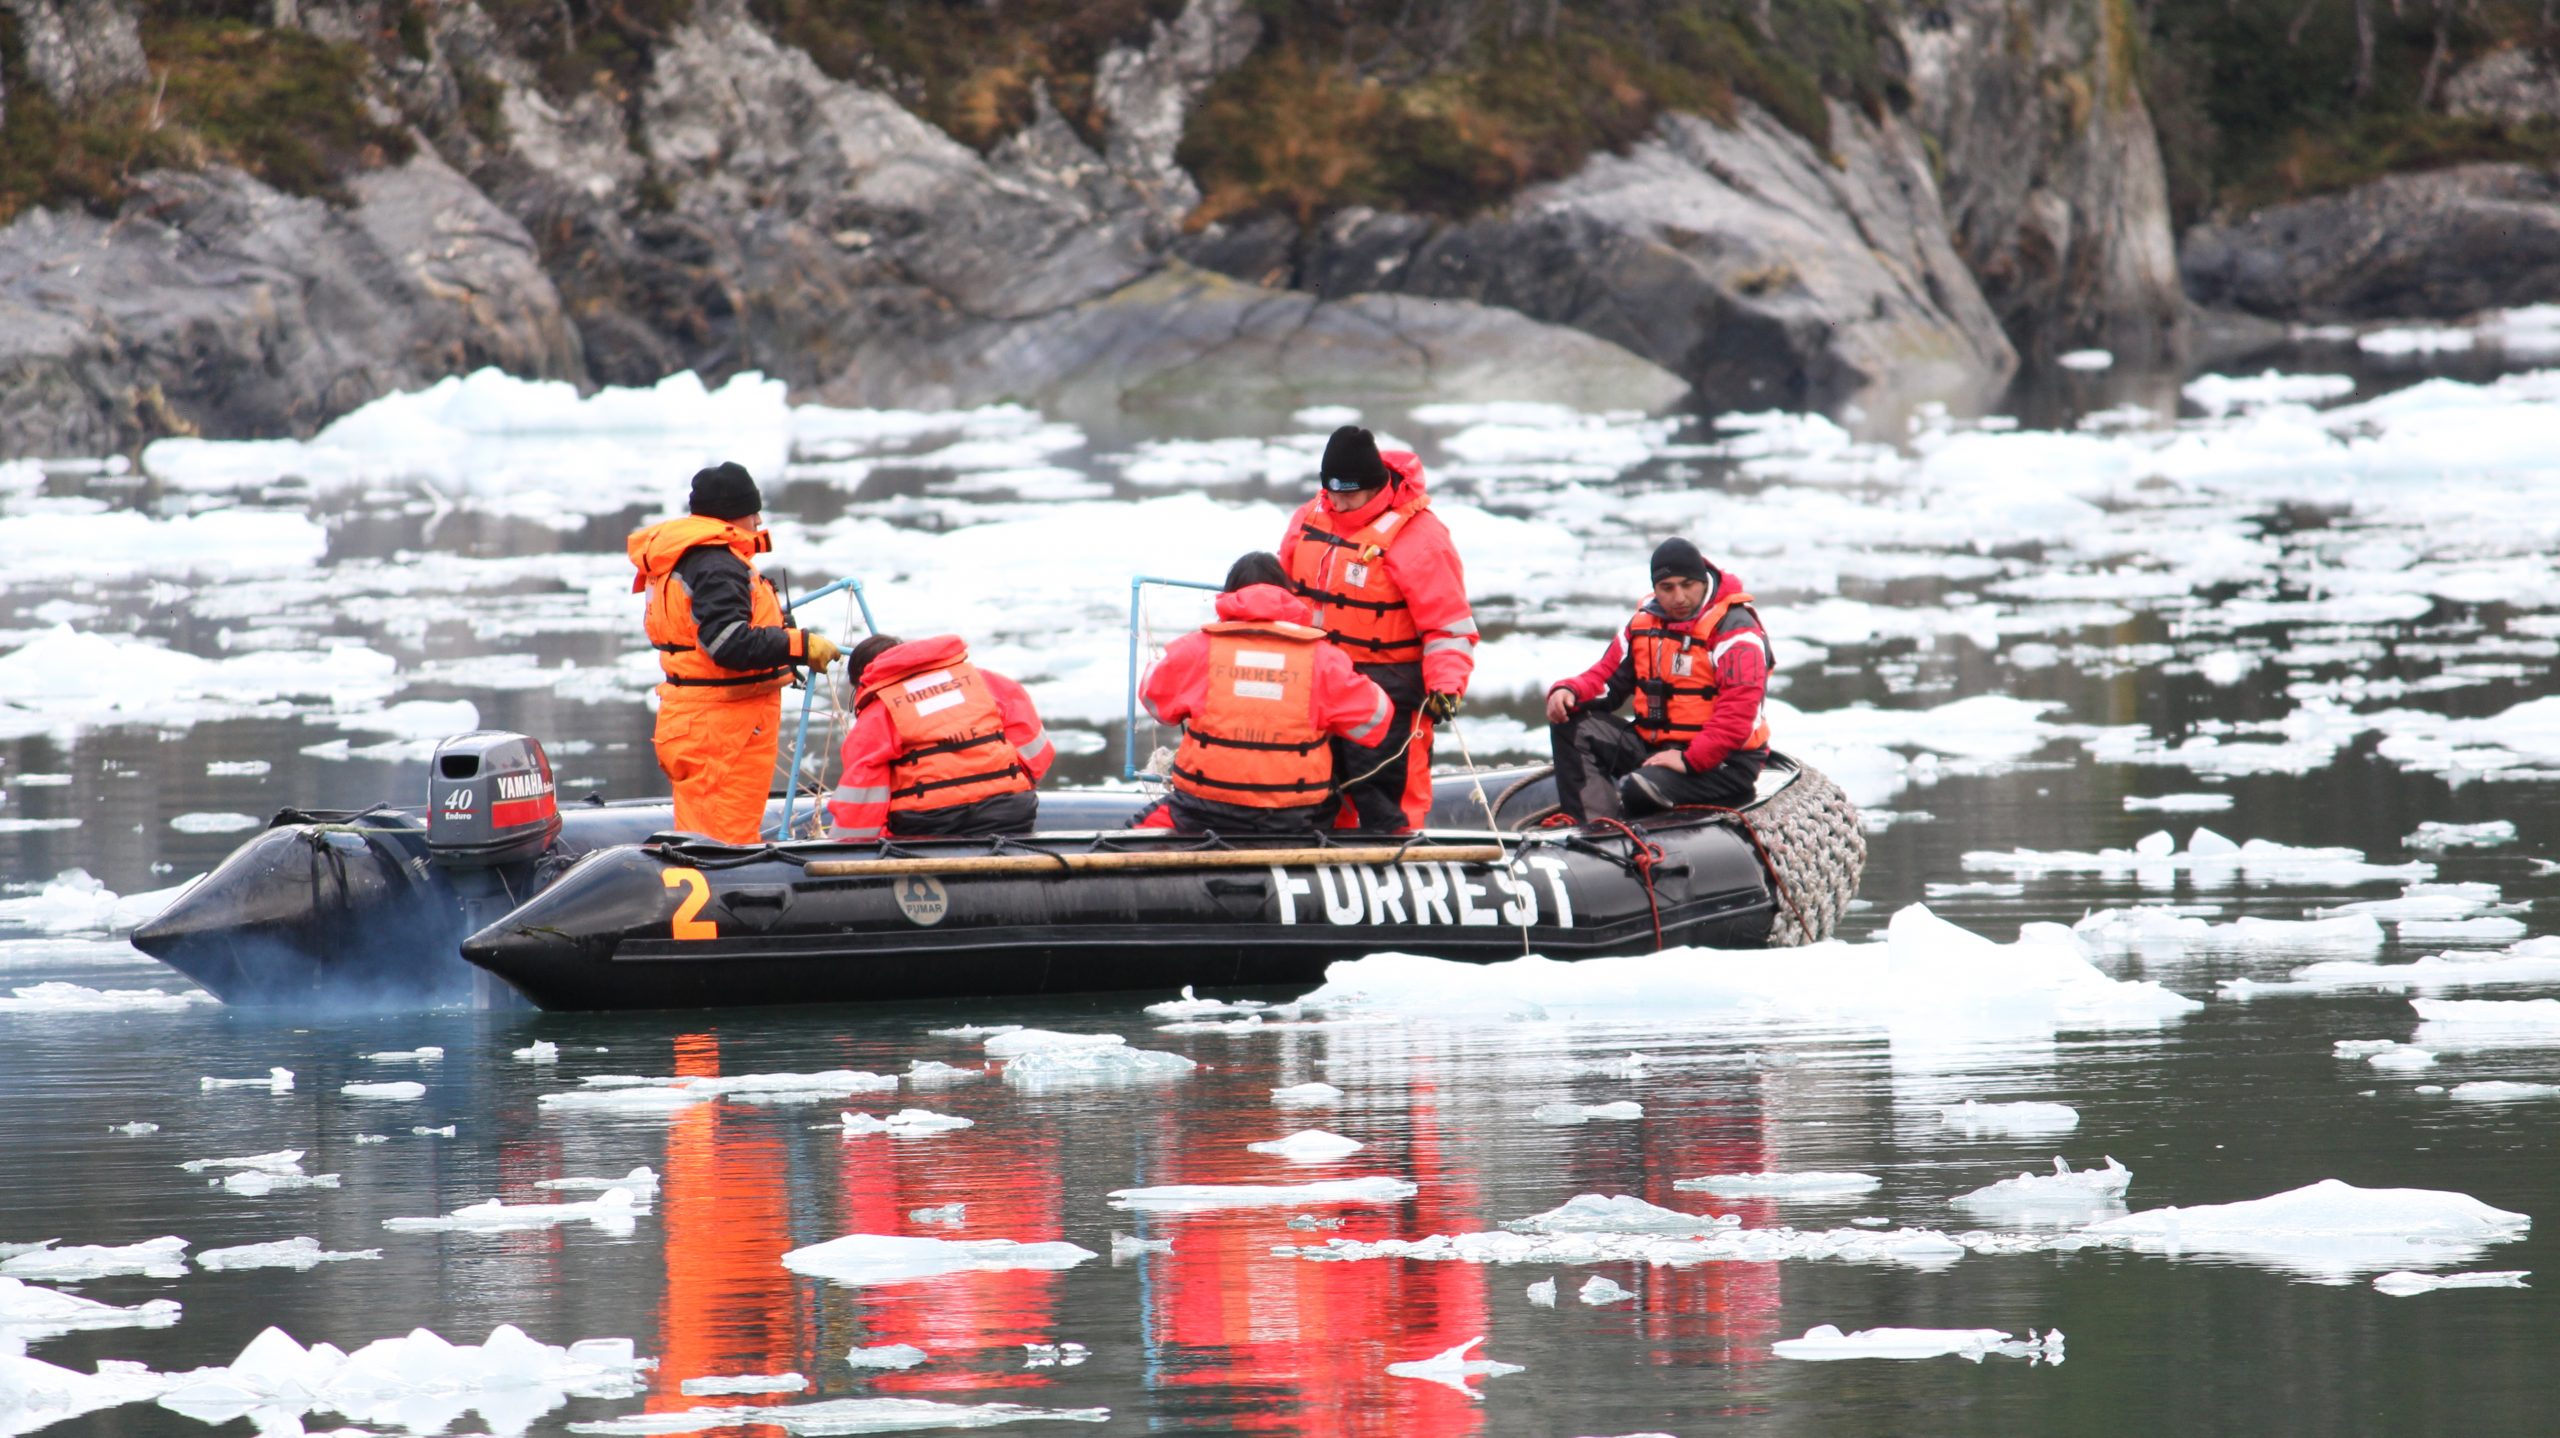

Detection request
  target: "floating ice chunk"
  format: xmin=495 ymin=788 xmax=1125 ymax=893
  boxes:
xmin=1022 ymin=1342 xmax=1088 ymax=1368
xmin=0 ymin=1348 xmax=176 ymax=1431
xmin=2372 ymin=1269 xmax=2529 ymax=1296
xmin=180 ymin=1149 xmax=305 ymax=1174
xmin=908 ymin=1204 xmax=966 ymax=1226
xmin=0 ymin=1274 xmax=181 ymax=1341
xmin=2081 ymin=1178 xmax=2530 ymax=1277
xmin=1925 ymin=881 xmax=2026 ymax=899
xmin=1938 ymin=1101 xmax=2079 ymax=1136
xmin=566 ymin=1396 xmax=1110 ymax=1434
xmin=412 ymin=1125 xmax=457 ymax=1138
xmin=155 ymin=1320 xmax=652 ymax=1434
xmin=1248 ymin=1130 xmax=1365 ymax=1161
xmin=2074 ymin=907 xmax=2215 ymax=946
xmin=169 ymin=812 xmax=261 ymax=834
xmin=2400 ymin=917 xmax=2530 ymax=943
xmin=110 ymin=1122 xmax=158 ymax=1135
xmin=906 ymin=1059 xmax=985 ymax=1086
xmin=929 ymin=1023 xmax=1022 ymax=1039
xmin=200 ymin=1067 xmax=294 ymax=1093
xmin=1109 ymin=1177 xmax=1416 ymax=1212
xmin=1578 ymin=1276 xmax=1637 ymax=1306
xmin=1297 ymin=906 xmax=2199 ymax=1039
xmin=681 ymin=1372 xmax=806 ymax=1395
xmin=383 ymin=1188 xmax=643 ymax=1236
xmin=1533 ymin=1101 xmax=1644 ymax=1126
xmin=2359 ymin=325 xmax=2475 ymax=355
xmin=514 ymin=1041 xmax=559 ymax=1063
xmin=2124 ymin=793 xmax=2234 ymax=812
xmin=205 ymin=760 xmax=271 ymax=777
xmin=2412 ymin=997 xmax=2560 ymax=1051
xmin=364 ymin=1047 xmax=445 ymax=1063
xmin=2449 ymin=1081 xmax=2560 ymax=1102
xmin=2406 ymin=820 xmax=2518 ymax=851
xmin=1003 ymin=1044 xmax=1194 ymax=1086
xmin=781 ymin=1234 xmax=1097 ymax=1286
xmin=355 ymin=1133 xmax=390 ymax=1144
xmin=1509 ymin=1195 xmax=1736 ymax=1236
xmin=0 ymin=981 xmax=209 ymax=1013
xmin=1774 ymin=1324 xmax=2064 ymax=1364
xmin=1675 ymin=1172 xmax=1883 ymax=1198
xmin=2 ymin=1236 xmax=189 ymax=1281
xmin=984 ymin=1029 xmax=1121 ymax=1057
xmin=839 ymin=1109 xmax=974 ymax=1136
xmin=536 ymin=1167 xmax=660 ymax=1197
xmin=2058 ymin=349 xmax=2114 ymax=371
xmin=1965 ymin=834 xmax=2429 ymax=886
xmin=2181 ymin=369 xmax=2354 ymax=415
xmin=1110 ymin=1232 xmax=1171 ymax=1261
xmin=341 ymin=1081 xmax=426 ymax=1100
xmin=1272 ymin=1082 xmax=1344 ymax=1106
xmin=845 ymin=1343 xmax=928 ymax=1370
xmin=2367 ymin=1047 xmax=2437 ymax=1071
xmin=1953 ymin=1157 xmax=2132 ymax=1224
xmin=223 ymin=1168 xmax=341 ymax=1196
xmin=195 ymin=1238 xmax=381 ymax=1272
xmin=1384 ymin=1336 xmax=1523 ymax=1398
xmin=1525 ymin=1278 xmax=1557 ymax=1307
xmin=541 ymin=1070 xmax=897 ymax=1113
xmin=537 ymin=1086 xmax=707 ymax=1115
xmin=1144 ymin=986 xmax=1268 ymax=1019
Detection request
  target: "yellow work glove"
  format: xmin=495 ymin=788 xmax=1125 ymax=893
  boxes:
xmin=803 ymin=633 xmax=842 ymax=672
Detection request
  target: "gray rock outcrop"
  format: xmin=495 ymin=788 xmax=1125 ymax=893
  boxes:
xmin=2180 ymin=164 xmax=2560 ymax=320
xmin=1272 ymin=99 xmax=2016 ymax=414
xmin=819 ymin=263 xmax=1691 ymax=421
xmin=0 ymin=152 xmax=577 ymax=454
xmin=1898 ymin=0 xmax=2186 ymax=367
xmin=5 ymin=0 xmax=146 ymax=111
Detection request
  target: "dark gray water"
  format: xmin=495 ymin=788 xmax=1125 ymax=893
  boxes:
xmin=5 ymin=340 xmax=2559 ymax=1435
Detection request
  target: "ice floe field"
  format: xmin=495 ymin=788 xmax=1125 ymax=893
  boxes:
xmin=8 ymin=326 xmax=2560 ymax=1433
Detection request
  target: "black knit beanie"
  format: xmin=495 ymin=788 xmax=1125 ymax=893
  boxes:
xmin=688 ymin=461 xmax=762 ymax=521
xmin=1223 ymin=551 xmax=1291 ymax=593
xmin=844 ymin=634 xmax=903 ymax=694
xmin=1318 ymin=426 xmax=1393 ymax=492
xmin=1650 ymin=537 xmax=1713 ymax=587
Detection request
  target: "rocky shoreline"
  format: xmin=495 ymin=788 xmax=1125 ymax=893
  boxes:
xmin=0 ymin=0 xmax=2553 ymax=456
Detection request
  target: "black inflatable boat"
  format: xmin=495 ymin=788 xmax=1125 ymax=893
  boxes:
xmin=132 ymin=731 xmax=1866 ymax=1012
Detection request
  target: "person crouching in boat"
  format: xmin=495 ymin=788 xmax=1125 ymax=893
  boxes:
xmin=1140 ymin=552 xmax=1394 ymax=835
xmin=628 ymin=462 xmax=841 ymax=844
xmin=1279 ymin=425 xmax=1477 ymax=831
xmin=826 ymin=634 xmax=1053 ymax=841
xmin=1544 ymin=538 xmax=1773 ymax=824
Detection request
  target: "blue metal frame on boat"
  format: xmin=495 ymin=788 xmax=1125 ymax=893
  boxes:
xmin=777 ymin=576 xmax=878 ymax=839
xmin=1124 ymin=574 xmax=1223 ymax=782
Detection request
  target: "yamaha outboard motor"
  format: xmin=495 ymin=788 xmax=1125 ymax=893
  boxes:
xmin=428 ymin=732 xmax=563 ymax=866
xmin=423 ymin=732 xmax=562 ymax=1007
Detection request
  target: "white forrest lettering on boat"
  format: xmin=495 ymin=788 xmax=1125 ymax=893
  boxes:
xmin=1270 ymin=859 xmax=1574 ymax=928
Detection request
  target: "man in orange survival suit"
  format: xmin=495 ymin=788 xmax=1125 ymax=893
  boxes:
xmin=1279 ymin=426 xmax=1477 ymax=830
xmin=826 ymin=633 xmax=1053 ymax=841
xmin=1139 ymin=552 xmax=1393 ymax=835
xmin=628 ymin=462 xmax=841 ymax=843
xmin=1545 ymin=537 xmax=1773 ymax=823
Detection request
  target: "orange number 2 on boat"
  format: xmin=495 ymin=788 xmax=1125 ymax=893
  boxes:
xmin=662 ymin=868 xmax=717 ymax=940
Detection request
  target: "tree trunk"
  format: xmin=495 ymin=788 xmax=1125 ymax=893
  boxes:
xmin=2352 ymin=0 xmax=2377 ymax=99
xmin=2416 ymin=0 xmax=2455 ymax=109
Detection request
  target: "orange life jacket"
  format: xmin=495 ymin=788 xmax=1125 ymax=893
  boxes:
xmin=629 ymin=515 xmax=791 ymax=696
xmin=1629 ymin=595 xmax=1773 ymax=751
xmin=857 ymin=637 xmax=1034 ymax=814
xmin=1170 ymin=621 xmax=1336 ymax=809
xmin=1287 ymin=488 xmax=1432 ymax=667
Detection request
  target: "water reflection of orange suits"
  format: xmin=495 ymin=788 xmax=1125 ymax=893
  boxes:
xmin=650 ymin=1033 xmax=802 ymax=1411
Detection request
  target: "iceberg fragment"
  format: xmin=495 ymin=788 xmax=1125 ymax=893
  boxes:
xmin=1938 ymin=1100 xmax=2080 ymax=1136
xmin=1773 ymin=1324 xmax=2065 ymax=1364
xmin=1383 ymin=1336 xmax=1523 ymax=1398
xmin=2081 ymin=1179 xmax=2529 ymax=1277
xmin=2372 ymin=1270 xmax=2528 ymax=1297
xmin=1578 ymin=1276 xmax=1636 ymax=1305
xmin=382 ymin=1187 xmax=644 ymax=1235
xmin=845 ymin=1343 xmax=929 ymax=1370
xmin=1673 ymin=1172 xmax=1882 ymax=1198
xmin=1107 ymin=1177 xmax=1416 ymax=1212
xmin=781 ymin=1234 xmax=1097 ymax=1286
xmin=1247 ymin=1130 xmax=1365 ymax=1161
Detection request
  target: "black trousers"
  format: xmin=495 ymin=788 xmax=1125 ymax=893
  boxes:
xmin=890 ymin=790 xmax=1038 ymax=837
xmin=1164 ymin=792 xmax=1331 ymax=836
xmin=1334 ymin=662 xmax=1425 ymax=831
xmin=1548 ymin=709 xmax=1763 ymax=824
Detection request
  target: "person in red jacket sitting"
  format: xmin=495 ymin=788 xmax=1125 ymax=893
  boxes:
xmin=1279 ymin=425 xmax=1477 ymax=831
xmin=1545 ymin=538 xmax=1773 ymax=824
xmin=826 ymin=634 xmax=1054 ymax=841
xmin=1139 ymin=552 xmax=1394 ymax=835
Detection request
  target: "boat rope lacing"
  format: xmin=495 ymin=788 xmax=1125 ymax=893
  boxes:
xmin=1584 ymin=816 xmax=1667 ymax=950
